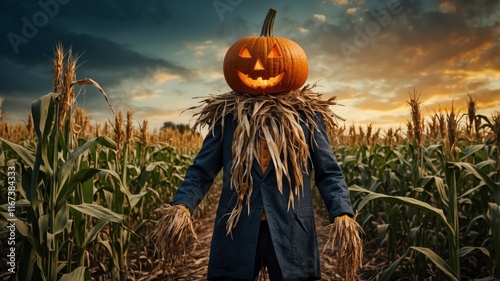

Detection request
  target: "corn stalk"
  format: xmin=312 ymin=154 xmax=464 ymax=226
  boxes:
xmin=0 ymin=92 xmax=127 ymax=281
xmin=350 ymin=154 xmax=499 ymax=280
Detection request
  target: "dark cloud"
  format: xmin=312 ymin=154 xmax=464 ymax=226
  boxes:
xmin=0 ymin=0 xmax=172 ymax=26
xmin=1 ymin=0 xmax=498 ymax=129
xmin=2 ymin=23 xmax=187 ymax=71
xmin=0 ymin=2 xmax=190 ymax=124
xmin=63 ymin=0 xmax=171 ymax=25
xmin=214 ymin=15 xmax=252 ymax=45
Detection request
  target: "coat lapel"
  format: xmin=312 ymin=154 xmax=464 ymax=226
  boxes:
xmin=252 ymin=156 xmax=275 ymax=178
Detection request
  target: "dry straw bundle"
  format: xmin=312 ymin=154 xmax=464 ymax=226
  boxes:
xmin=188 ymin=85 xmax=344 ymax=234
xmin=325 ymin=214 xmax=363 ymax=281
xmin=153 ymin=204 xmax=198 ymax=265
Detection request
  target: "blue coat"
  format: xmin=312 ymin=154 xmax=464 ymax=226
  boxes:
xmin=172 ymin=112 xmax=354 ymax=280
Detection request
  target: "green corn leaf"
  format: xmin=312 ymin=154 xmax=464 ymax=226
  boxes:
xmin=423 ymin=153 xmax=439 ymax=174
xmin=146 ymin=187 xmax=161 ymax=201
xmin=376 ymin=224 xmax=390 ymax=244
xmin=81 ymin=168 xmax=95 ymax=204
xmin=56 ymin=168 xmax=100 ymax=205
xmin=136 ymin=162 xmax=166 ymax=192
xmin=490 ymin=203 xmax=500 ymax=278
xmin=47 ymin=232 xmax=56 ymax=252
xmin=476 ymin=159 xmax=496 ymax=170
xmin=409 ymin=224 xmax=422 ymax=243
xmin=350 ymin=185 xmax=454 ymax=235
xmin=459 ymin=184 xmax=483 ymax=199
xmin=459 ymin=246 xmax=490 ymax=258
xmin=98 ymin=239 xmax=121 ymax=269
xmin=0 ymin=138 xmax=36 ymax=168
xmin=129 ymin=192 xmax=147 ymax=210
xmin=0 ymin=200 xmax=30 ymax=212
xmin=59 ymin=266 xmax=90 ymax=281
xmin=380 ymin=248 xmax=410 ymax=281
xmin=30 ymin=95 xmax=57 ymax=212
xmin=31 ymin=93 xmax=58 ymax=144
xmin=38 ymin=215 xmax=48 ymax=243
xmin=0 ymin=212 xmax=43 ymax=257
xmin=410 ymin=246 xmax=459 ymax=281
xmin=13 ymin=199 xmax=31 ymax=207
xmin=16 ymin=243 xmax=37 ymax=281
xmin=459 ymin=144 xmax=485 ymax=161
xmin=419 ymin=176 xmax=448 ymax=206
xmin=58 ymin=136 xmax=117 ymax=191
xmin=68 ymin=203 xmax=123 ymax=223
xmin=73 ymin=217 xmax=85 ymax=248
xmin=451 ymin=162 xmax=500 ymax=205
xmin=53 ymin=205 xmax=69 ymax=235
xmin=464 ymin=214 xmax=488 ymax=235
xmin=20 ymin=165 xmax=38 ymax=212
xmin=83 ymin=219 xmax=109 ymax=248
xmin=445 ymin=162 xmax=461 ymax=275
xmin=98 ymin=169 xmax=132 ymax=198
xmin=32 ymin=92 xmax=58 ymax=176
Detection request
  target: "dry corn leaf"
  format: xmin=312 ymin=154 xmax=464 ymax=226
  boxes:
xmin=188 ymin=85 xmax=343 ymax=234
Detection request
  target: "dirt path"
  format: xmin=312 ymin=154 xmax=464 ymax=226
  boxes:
xmin=143 ymin=187 xmax=368 ymax=281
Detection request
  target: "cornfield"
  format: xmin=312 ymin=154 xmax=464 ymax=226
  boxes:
xmin=1 ymin=46 xmax=499 ymax=280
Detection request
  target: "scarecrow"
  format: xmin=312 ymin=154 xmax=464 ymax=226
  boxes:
xmin=155 ymin=8 xmax=363 ymax=281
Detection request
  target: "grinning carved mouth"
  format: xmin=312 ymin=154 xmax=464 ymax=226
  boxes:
xmin=237 ymin=70 xmax=285 ymax=89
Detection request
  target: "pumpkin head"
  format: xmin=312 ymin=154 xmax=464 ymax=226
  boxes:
xmin=223 ymin=9 xmax=308 ymax=95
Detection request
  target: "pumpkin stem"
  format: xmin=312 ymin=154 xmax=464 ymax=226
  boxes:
xmin=260 ymin=8 xmax=277 ymax=37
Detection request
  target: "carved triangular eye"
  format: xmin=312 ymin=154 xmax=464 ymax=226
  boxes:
xmin=267 ymin=45 xmax=281 ymax=58
xmin=239 ymin=46 xmax=252 ymax=58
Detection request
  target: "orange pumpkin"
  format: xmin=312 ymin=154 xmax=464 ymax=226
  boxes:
xmin=223 ymin=9 xmax=308 ymax=95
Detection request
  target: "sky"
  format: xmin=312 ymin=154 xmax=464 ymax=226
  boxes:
xmin=1 ymin=0 xmax=499 ymax=133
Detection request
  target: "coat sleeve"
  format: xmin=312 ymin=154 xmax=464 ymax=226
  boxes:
xmin=309 ymin=114 xmax=354 ymax=222
xmin=172 ymin=121 xmax=224 ymax=214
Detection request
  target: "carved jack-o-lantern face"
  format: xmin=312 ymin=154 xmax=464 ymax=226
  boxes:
xmin=236 ymin=44 xmax=285 ymax=90
xmin=223 ymin=9 xmax=308 ymax=95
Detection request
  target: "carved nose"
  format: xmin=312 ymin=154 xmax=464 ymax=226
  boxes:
xmin=253 ymin=59 xmax=265 ymax=71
